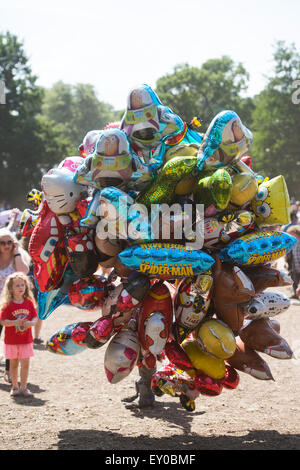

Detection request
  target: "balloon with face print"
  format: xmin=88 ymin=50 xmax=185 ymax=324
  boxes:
xmin=41 ymin=167 xmax=86 ymax=215
xmin=78 ymin=130 xmax=102 ymax=158
xmin=91 ymin=129 xmax=134 ymax=187
xmin=251 ymin=175 xmax=290 ymax=227
xmin=196 ymin=110 xmax=253 ymax=172
xmin=121 ymin=85 xmax=183 ymax=155
xmin=121 ymin=84 xmax=202 ymax=172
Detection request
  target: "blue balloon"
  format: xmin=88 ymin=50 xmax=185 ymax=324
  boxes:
xmin=36 ymin=266 xmax=78 ymax=319
xmin=47 ymin=322 xmax=91 ymax=355
xmin=118 ymin=243 xmax=215 ymax=279
xmin=219 ymin=230 xmax=297 ymax=266
xmin=196 ymin=110 xmax=252 ymax=171
xmin=121 ymin=84 xmax=202 ymax=172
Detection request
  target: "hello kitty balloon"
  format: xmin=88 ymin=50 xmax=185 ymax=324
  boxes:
xmin=41 ymin=167 xmax=86 ymax=215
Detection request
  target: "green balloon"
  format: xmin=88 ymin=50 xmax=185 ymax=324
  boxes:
xmin=137 ymin=156 xmax=197 ymax=207
xmin=195 ymin=168 xmax=232 ymax=210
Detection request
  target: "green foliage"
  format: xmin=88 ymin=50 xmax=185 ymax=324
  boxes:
xmin=1 ymin=29 xmax=299 ymax=208
xmin=155 ymin=57 xmax=254 ymax=129
xmin=41 ymin=81 xmax=118 ymax=154
xmin=251 ymin=41 xmax=300 ymax=198
xmin=0 ymin=31 xmax=70 ymax=208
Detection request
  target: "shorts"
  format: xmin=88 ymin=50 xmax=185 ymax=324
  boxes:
xmin=4 ymin=343 xmax=34 ymax=359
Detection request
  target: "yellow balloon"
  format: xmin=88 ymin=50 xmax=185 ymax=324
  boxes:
xmin=251 ymin=175 xmax=290 ymax=227
xmin=230 ymin=172 xmax=258 ymax=206
xmin=196 ymin=319 xmax=236 ymax=359
xmin=175 ymin=176 xmax=198 ymax=195
xmin=164 ymin=143 xmax=199 ymax=162
xmin=182 ymin=339 xmax=226 ymax=379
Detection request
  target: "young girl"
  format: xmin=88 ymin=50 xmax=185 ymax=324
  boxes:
xmin=0 ymin=272 xmax=38 ymax=397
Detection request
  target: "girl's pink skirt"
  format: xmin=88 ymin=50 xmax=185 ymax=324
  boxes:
xmin=4 ymin=343 xmax=34 ymax=359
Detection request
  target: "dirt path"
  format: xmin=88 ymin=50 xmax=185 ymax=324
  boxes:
xmin=0 ymin=284 xmax=300 ymax=451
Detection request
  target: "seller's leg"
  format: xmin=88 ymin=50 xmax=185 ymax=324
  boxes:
xmin=34 ymin=318 xmax=43 ymax=343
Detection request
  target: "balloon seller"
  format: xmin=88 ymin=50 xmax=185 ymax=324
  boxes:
xmin=19 ymin=84 xmax=298 ymax=411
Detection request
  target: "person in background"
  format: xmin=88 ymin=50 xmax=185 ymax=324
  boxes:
xmin=0 ymin=272 xmax=38 ymax=397
xmin=282 ymin=210 xmax=298 ymax=232
xmin=286 ymin=225 xmax=300 ymax=299
xmin=0 ymin=228 xmax=30 ymax=382
xmin=6 ymin=208 xmax=22 ymax=233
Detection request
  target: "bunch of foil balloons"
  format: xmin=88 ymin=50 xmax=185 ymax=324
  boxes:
xmin=20 ymin=84 xmax=297 ymax=411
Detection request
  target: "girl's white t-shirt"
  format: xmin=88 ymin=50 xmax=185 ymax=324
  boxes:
xmin=0 ymin=261 xmax=15 ymax=293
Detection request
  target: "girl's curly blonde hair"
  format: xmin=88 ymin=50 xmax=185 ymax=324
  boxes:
xmin=0 ymin=272 xmax=37 ymax=311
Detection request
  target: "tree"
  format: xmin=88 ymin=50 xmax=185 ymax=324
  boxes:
xmin=41 ymin=81 xmax=118 ymax=154
xmin=251 ymin=41 xmax=300 ymax=199
xmin=155 ymin=57 xmax=254 ymax=130
xmin=0 ymin=31 xmax=70 ymax=208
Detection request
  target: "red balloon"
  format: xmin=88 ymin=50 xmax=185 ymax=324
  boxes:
xmin=241 ymin=155 xmax=253 ymax=169
xmin=194 ymin=372 xmax=223 ymax=396
xmin=68 ymin=276 xmax=108 ymax=310
xmin=28 ymin=201 xmax=68 ymax=292
xmin=103 ymin=121 xmax=121 ymax=130
xmin=142 ymin=352 xmax=157 ymax=370
xmin=71 ymin=322 xmax=93 ymax=345
xmin=88 ymin=316 xmax=114 ymax=343
xmin=221 ymin=365 xmax=240 ymax=389
xmin=138 ymin=282 xmax=173 ymax=361
xmin=164 ymin=340 xmax=194 ymax=371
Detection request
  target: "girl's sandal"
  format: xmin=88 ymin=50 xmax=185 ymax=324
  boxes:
xmin=20 ymin=388 xmax=34 ymax=398
xmin=4 ymin=372 xmax=12 ymax=384
xmin=10 ymin=388 xmax=20 ymax=397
